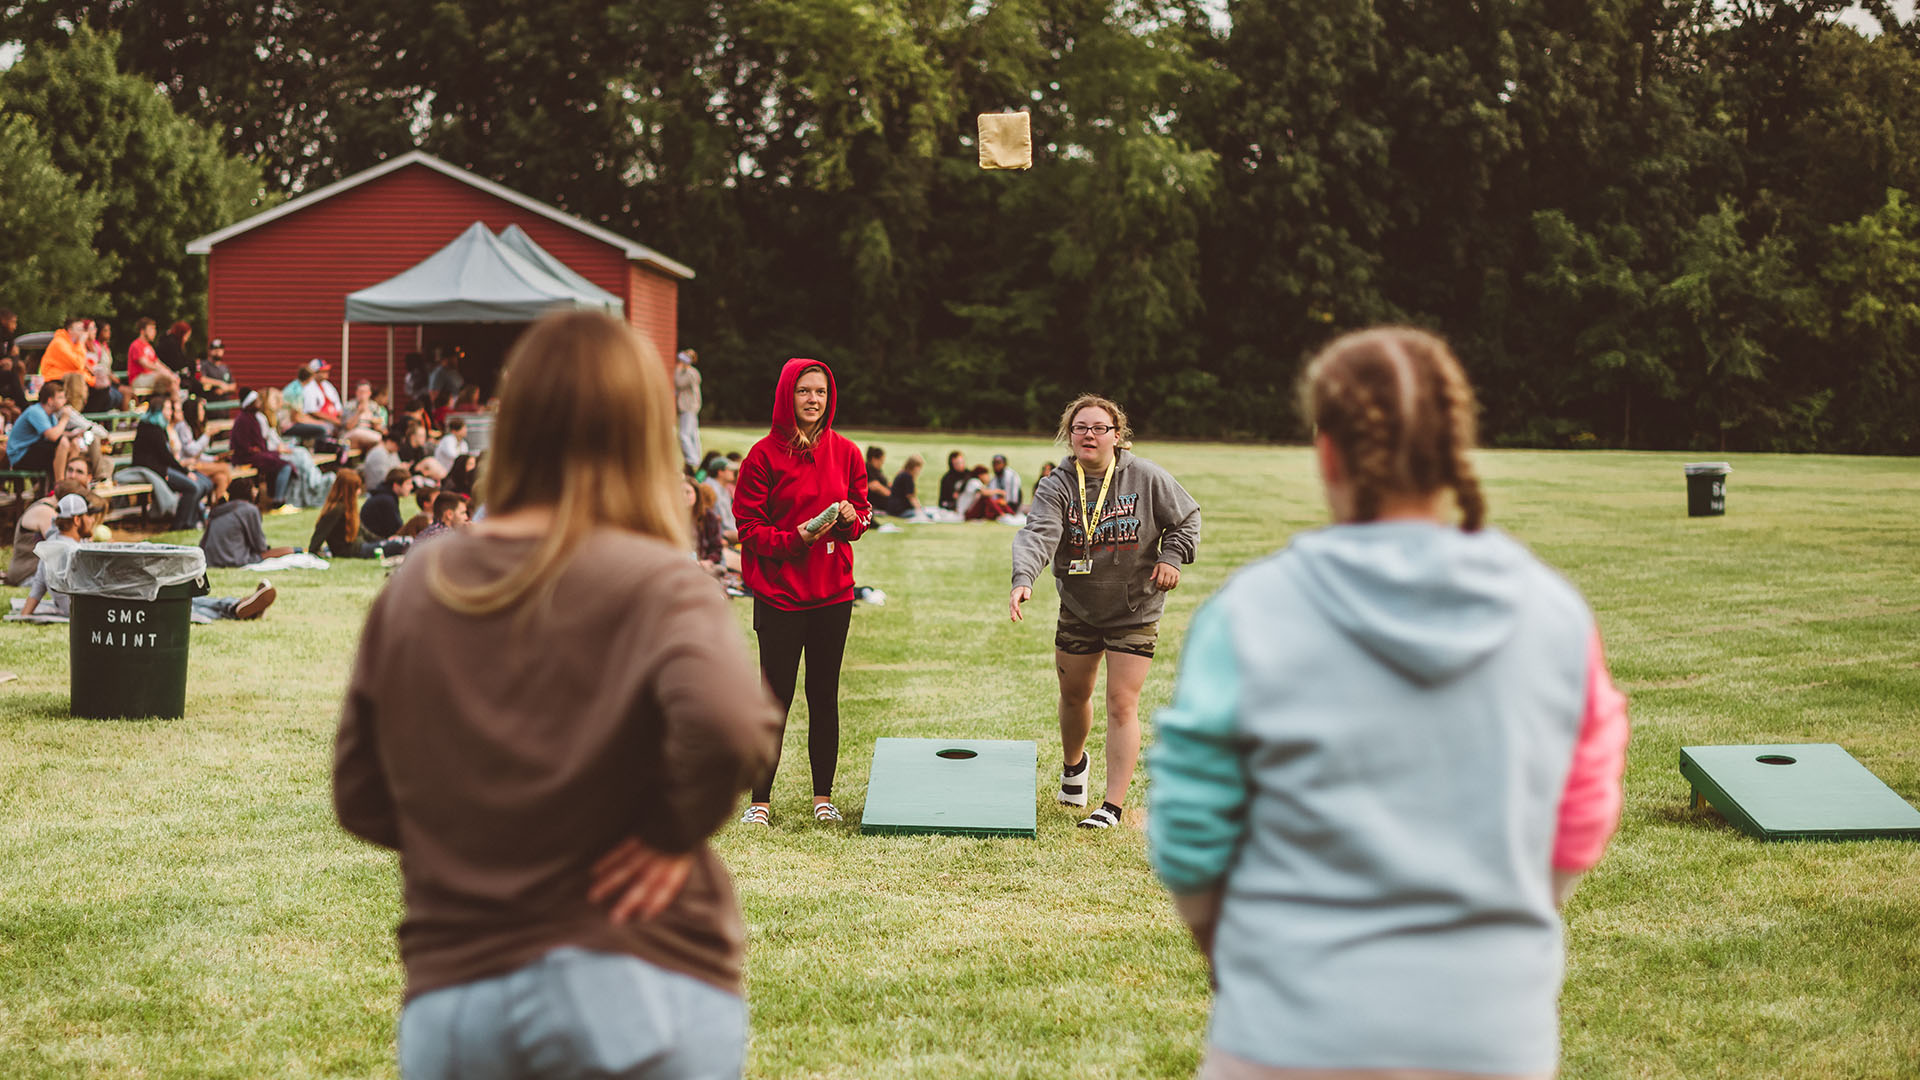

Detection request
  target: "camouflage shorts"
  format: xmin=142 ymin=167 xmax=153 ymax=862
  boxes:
xmin=1055 ymin=608 xmax=1158 ymax=659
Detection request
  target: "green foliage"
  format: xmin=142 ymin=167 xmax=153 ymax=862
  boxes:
xmin=0 ymin=111 xmax=111 ymax=329
xmin=0 ymin=25 xmax=268 ymax=334
xmin=3 ymin=3 xmax=1919 ymax=450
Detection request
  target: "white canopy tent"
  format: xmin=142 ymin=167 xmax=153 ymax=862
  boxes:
xmin=496 ymin=224 xmax=626 ymax=314
xmin=339 ymin=221 xmax=625 ymax=394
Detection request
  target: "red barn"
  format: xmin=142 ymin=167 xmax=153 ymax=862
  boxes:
xmin=185 ymin=151 xmax=693 ymax=392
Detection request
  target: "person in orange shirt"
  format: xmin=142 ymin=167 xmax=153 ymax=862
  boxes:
xmin=37 ymin=316 xmax=95 ymax=387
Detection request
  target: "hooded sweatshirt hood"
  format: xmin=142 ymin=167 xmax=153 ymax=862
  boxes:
xmin=1287 ymin=521 xmax=1532 ymax=685
xmin=769 ymin=358 xmax=837 ymax=453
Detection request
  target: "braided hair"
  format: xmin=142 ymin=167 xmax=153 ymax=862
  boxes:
xmin=1298 ymin=327 xmax=1487 ymax=531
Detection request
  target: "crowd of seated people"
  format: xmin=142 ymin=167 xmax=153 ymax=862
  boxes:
xmin=874 ymin=446 xmax=1026 ymax=522
xmin=2 ymin=313 xmax=505 ymax=628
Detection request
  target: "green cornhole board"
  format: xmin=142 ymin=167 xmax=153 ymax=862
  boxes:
xmin=1679 ymin=743 xmax=1920 ymax=841
xmin=860 ymin=738 xmax=1037 ymax=838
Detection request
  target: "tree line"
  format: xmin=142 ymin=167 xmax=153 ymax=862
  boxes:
xmin=3 ymin=2 xmax=1917 ymax=452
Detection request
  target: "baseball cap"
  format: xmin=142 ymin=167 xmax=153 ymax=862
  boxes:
xmin=209 ymin=338 xmax=224 ymax=349
xmin=57 ymin=493 xmax=92 ymax=517
xmin=307 ymin=358 xmax=330 ymax=372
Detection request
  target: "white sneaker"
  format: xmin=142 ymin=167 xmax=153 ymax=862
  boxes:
xmin=1059 ymin=753 xmax=1090 ymax=807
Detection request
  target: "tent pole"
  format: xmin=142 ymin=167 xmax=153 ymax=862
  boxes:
xmin=386 ymin=327 xmax=395 ymax=400
xmin=341 ymin=322 xmax=350 ymax=395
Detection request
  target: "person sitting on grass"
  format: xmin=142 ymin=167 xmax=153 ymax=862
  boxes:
xmin=199 ymin=477 xmax=297 ymax=569
xmin=442 ymin=453 xmax=480 ymax=498
xmin=688 ymin=477 xmax=741 ymax=582
xmin=885 ymin=454 xmax=925 ymax=517
xmin=308 ymin=470 xmax=409 ymax=558
xmin=991 ymin=454 xmax=1023 ymax=514
xmin=6 ymin=479 xmax=93 ymax=587
xmin=701 ymin=454 xmax=739 ymax=542
xmin=396 ymin=487 xmax=436 ymax=539
xmin=865 ymin=445 xmax=891 ymax=506
xmin=938 ymin=450 xmax=968 ymax=511
xmin=361 ymin=468 xmax=413 ymax=540
xmin=958 ymin=464 xmax=1013 ymax=521
xmin=18 ymin=493 xmax=99 ymax=618
xmin=190 ymin=580 xmax=280 ymax=623
xmin=413 ymin=492 xmax=471 ymax=544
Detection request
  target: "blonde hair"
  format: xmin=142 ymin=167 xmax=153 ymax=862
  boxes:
xmin=1298 ymin=326 xmax=1487 ymax=531
xmin=1054 ymin=394 xmax=1133 ymax=448
xmin=429 ymin=310 xmax=688 ymax=615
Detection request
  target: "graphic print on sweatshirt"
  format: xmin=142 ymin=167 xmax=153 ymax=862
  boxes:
xmin=1066 ymin=491 xmax=1142 ymax=552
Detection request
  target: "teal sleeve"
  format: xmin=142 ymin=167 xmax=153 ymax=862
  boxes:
xmin=1148 ymin=599 xmax=1249 ymax=896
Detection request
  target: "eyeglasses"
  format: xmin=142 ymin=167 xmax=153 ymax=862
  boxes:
xmin=1070 ymin=424 xmax=1115 ymax=436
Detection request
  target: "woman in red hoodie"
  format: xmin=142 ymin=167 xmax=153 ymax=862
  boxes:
xmin=734 ymin=359 xmax=872 ymax=826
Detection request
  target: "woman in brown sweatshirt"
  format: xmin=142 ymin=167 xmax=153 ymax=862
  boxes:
xmin=334 ymin=311 xmax=782 ymax=1080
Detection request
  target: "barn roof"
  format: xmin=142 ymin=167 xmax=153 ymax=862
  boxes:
xmin=184 ymin=150 xmax=694 ymax=280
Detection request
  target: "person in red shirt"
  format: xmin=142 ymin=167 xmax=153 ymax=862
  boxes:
xmin=733 ymin=359 xmax=872 ymax=826
xmin=127 ymin=319 xmax=164 ymax=389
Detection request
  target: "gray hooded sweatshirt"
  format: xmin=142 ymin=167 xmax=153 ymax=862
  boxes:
xmin=1010 ymin=449 xmax=1201 ymax=627
xmin=1150 ymin=522 xmax=1597 ymax=1074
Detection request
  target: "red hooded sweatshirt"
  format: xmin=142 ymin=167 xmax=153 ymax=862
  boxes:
xmin=735 ymin=358 xmax=872 ymax=611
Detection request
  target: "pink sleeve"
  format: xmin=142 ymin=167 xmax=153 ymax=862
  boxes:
xmin=1552 ymin=628 xmax=1629 ymax=871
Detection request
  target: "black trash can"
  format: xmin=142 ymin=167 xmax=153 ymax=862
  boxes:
xmin=1684 ymin=462 xmax=1731 ymax=518
xmin=68 ymin=576 xmax=209 ymax=719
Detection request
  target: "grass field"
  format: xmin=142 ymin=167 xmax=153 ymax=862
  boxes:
xmin=3 ymin=430 xmax=1918 ymax=1079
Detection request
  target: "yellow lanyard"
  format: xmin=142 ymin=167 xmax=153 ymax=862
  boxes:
xmin=1075 ymin=459 xmax=1115 ymax=556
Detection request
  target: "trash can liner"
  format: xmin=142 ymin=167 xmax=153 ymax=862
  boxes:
xmin=35 ymin=542 xmax=208 ymax=601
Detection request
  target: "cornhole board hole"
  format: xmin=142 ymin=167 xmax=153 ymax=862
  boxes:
xmin=861 ymin=738 xmax=1037 ymax=838
xmin=1680 ymin=743 xmax=1920 ymax=841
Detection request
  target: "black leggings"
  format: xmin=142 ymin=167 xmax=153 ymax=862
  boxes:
xmin=752 ymin=598 xmax=853 ymax=802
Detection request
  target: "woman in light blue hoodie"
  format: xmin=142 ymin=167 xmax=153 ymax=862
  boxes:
xmin=1149 ymin=327 xmax=1629 ymax=1080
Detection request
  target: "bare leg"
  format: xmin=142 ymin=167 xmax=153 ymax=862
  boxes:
xmin=51 ymin=438 xmax=74 ymax=484
xmin=1100 ymin=651 xmax=1153 ymax=807
xmin=194 ymin=461 xmax=231 ymax=500
xmin=1056 ymin=650 xmax=1102 ymax=771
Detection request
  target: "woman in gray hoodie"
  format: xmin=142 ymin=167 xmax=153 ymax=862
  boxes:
xmin=1149 ymin=328 xmax=1629 ymax=1079
xmin=1011 ymin=394 xmax=1201 ymax=828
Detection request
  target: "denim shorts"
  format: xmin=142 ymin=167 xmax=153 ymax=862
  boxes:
xmin=398 ymin=948 xmax=747 ymax=1080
